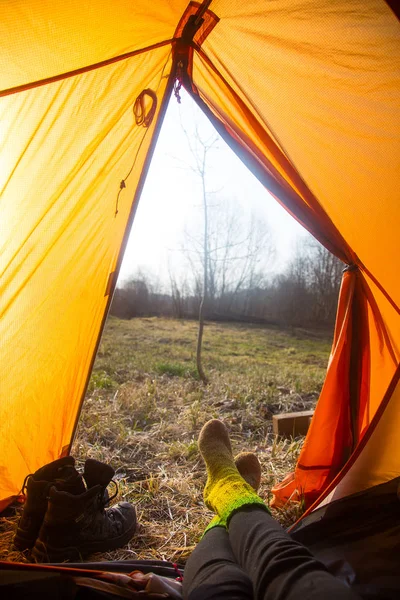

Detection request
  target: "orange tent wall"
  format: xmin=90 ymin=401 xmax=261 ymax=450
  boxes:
xmin=1 ymin=41 xmax=175 ymax=510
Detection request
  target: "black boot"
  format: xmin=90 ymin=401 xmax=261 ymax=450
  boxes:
xmin=31 ymin=459 xmax=137 ymax=562
xmin=14 ymin=457 xmax=84 ymax=551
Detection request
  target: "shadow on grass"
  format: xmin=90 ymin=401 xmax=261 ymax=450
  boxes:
xmin=154 ymin=361 xmax=199 ymax=379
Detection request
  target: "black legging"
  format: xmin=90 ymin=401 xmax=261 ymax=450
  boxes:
xmin=183 ymin=506 xmax=360 ymax=600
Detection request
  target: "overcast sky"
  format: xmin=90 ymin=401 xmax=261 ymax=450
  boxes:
xmin=118 ymin=89 xmax=309 ymax=289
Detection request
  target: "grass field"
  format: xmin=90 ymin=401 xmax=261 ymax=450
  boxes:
xmin=1 ymin=317 xmax=333 ymax=564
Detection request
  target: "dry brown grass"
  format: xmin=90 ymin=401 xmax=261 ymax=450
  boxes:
xmin=0 ymin=317 xmax=332 ymax=564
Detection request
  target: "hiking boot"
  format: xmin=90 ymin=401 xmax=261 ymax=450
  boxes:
xmin=31 ymin=458 xmax=137 ymax=562
xmin=14 ymin=456 xmax=84 ymax=551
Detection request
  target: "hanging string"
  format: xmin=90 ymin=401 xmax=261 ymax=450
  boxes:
xmin=114 ymin=180 xmax=126 ymax=217
xmin=114 ymin=51 xmax=172 ymax=218
xmin=114 ymin=127 xmax=149 ymax=217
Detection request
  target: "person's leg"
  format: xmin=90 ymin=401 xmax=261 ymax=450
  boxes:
xmin=183 ymin=526 xmax=253 ymax=600
xmin=199 ymin=419 xmax=360 ymax=600
xmin=184 ymin=451 xmax=262 ymax=600
xmin=229 ymin=505 xmax=360 ymax=600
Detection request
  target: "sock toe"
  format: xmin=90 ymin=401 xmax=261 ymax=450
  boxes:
xmin=234 ymin=452 xmax=262 ymax=492
xmin=198 ymin=419 xmax=232 ymax=457
xmin=198 ymin=419 xmax=235 ymax=477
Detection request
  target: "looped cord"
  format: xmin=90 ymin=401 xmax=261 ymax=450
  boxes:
xmin=133 ymin=89 xmax=157 ymax=128
xmin=114 ymin=45 xmax=170 ymax=218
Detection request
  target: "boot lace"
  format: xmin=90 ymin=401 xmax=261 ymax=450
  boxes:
xmin=21 ymin=473 xmax=32 ymax=500
xmin=21 ymin=464 xmax=77 ymax=500
xmin=102 ymin=479 xmax=119 ymax=508
xmin=105 ymin=479 xmax=119 ymax=506
xmin=20 ymin=474 xmax=55 ymax=503
xmin=87 ymin=480 xmax=120 ymax=536
xmin=95 ymin=479 xmax=119 ymax=512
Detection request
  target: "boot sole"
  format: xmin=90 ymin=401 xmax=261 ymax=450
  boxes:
xmin=31 ymin=522 xmax=137 ymax=563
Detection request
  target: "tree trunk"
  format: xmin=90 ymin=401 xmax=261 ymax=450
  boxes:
xmin=196 ymin=155 xmax=208 ymax=384
xmin=196 ymin=296 xmax=207 ymax=383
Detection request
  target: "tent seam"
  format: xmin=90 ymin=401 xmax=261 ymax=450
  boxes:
xmin=0 ymin=39 xmax=176 ymax=97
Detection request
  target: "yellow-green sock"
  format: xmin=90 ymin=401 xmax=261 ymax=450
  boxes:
xmin=203 ymin=451 xmax=263 ymax=536
xmin=199 ymin=420 xmax=269 ymax=534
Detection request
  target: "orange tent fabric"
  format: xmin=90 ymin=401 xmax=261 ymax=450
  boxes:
xmin=1 ymin=0 xmax=399 ymax=513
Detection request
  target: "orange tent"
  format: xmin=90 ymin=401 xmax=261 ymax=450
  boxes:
xmin=1 ymin=0 xmax=400 ymax=527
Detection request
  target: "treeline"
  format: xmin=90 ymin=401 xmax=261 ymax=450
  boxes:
xmin=111 ymin=243 xmax=343 ymax=328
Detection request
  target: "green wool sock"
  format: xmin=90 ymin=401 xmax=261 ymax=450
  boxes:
xmin=199 ymin=420 xmax=268 ymax=535
xmin=203 ymin=450 xmax=263 ymax=536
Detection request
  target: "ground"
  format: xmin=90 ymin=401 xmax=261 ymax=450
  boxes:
xmin=0 ymin=317 xmax=332 ymax=564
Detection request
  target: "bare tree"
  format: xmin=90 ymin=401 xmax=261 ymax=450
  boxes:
xmin=269 ymin=240 xmax=343 ymax=327
xmin=182 ymin=127 xmax=218 ymax=383
xmin=111 ymin=269 xmax=166 ymax=319
xmin=172 ymin=118 xmax=274 ymax=381
xmin=168 ymin=260 xmax=190 ymax=319
xmin=165 ymin=114 xmax=220 ymax=380
xmin=307 ymin=243 xmax=343 ymax=323
xmin=182 ymin=198 xmax=274 ymax=317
